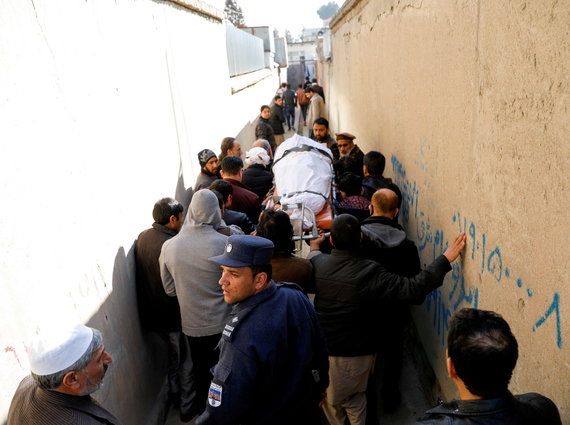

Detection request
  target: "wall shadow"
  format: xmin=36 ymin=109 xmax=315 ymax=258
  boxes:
xmin=85 ymin=245 xmax=170 ymax=425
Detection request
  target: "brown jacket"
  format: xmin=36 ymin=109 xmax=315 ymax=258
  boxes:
xmin=8 ymin=376 xmax=122 ymax=425
xmin=224 ymin=178 xmax=261 ymax=224
xmin=272 ymin=255 xmax=313 ymax=293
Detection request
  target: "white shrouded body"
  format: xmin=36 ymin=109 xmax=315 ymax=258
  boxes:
xmin=273 ymin=135 xmax=334 ymax=215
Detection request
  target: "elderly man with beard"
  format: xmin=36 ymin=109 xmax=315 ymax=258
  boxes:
xmin=194 ymin=149 xmax=220 ymax=191
xmin=337 ymin=132 xmax=364 ymax=172
xmin=160 ymin=189 xmax=232 ymax=421
xmin=7 ymin=324 xmax=120 ymax=425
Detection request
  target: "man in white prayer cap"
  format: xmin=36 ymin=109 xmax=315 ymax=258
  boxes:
xmin=7 ymin=323 xmax=122 ymax=425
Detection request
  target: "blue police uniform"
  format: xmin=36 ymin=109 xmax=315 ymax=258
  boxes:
xmin=196 ymin=281 xmax=329 ymax=425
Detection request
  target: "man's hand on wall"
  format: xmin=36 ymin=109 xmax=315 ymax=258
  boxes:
xmin=443 ymin=232 xmax=466 ymax=263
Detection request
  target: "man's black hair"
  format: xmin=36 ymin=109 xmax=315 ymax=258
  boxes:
xmin=251 ymin=264 xmax=273 ymax=281
xmin=209 ymin=179 xmax=233 ymax=203
xmin=221 ymin=155 xmax=244 ymax=176
xmin=313 ymin=117 xmax=329 ymax=128
xmin=210 ymin=190 xmax=224 ymax=210
xmin=338 ymin=172 xmax=363 ymax=197
xmin=260 ymin=104 xmax=270 ymax=113
xmin=306 ymin=86 xmax=315 ymax=93
xmin=331 ymin=214 xmax=361 ymax=250
xmin=257 ymin=210 xmax=295 ymax=256
xmin=447 ymin=308 xmax=519 ymax=398
xmin=363 ymin=151 xmax=386 ymax=177
xmin=152 ymin=197 xmax=183 ymax=225
xmin=274 ymin=95 xmax=282 ymax=101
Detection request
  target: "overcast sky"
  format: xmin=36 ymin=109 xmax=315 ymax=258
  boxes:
xmin=236 ymin=0 xmax=340 ymax=38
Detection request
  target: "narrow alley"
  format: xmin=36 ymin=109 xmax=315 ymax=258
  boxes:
xmin=1 ymin=0 xmax=568 ymax=424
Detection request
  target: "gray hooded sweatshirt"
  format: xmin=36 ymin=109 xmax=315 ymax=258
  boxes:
xmin=160 ymin=189 xmax=231 ymax=336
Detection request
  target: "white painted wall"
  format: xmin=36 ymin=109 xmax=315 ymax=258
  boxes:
xmin=0 ymin=0 xmax=278 ymax=423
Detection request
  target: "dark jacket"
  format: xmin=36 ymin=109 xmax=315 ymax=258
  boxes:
xmin=269 ymin=104 xmax=285 ymax=135
xmin=311 ymin=249 xmax=451 ymax=356
xmin=135 ymin=223 xmax=181 ymax=332
xmin=347 ymin=144 xmax=364 ymax=175
xmin=282 ymin=89 xmax=297 ymax=107
xmin=361 ymin=216 xmax=421 ymax=278
xmin=224 ymin=178 xmax=261 ymax=224
xmin=414 ymin=392 xmax=562 ymax=425
xmin=242 ymin=164 xmax=274 ymax=201
xmin=319 ymin=134 xmax=340 ymax=160
xmin=7 ymin=376 xmax=123 ymax=425
xmin=362 ymin=176 xmax=394 ymax=200
xmin=196 ymin=282 xmax=329 ymax=425
xmin=223 ymin=208 xmax=256 ymax=234
xmin=255 ymin=117 xmax=276 ymax=150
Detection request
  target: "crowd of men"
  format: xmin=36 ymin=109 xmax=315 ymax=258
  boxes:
xmin=6 ymin=81 xmax=562 ymax=425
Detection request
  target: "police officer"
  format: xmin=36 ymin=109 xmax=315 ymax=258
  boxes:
xmin=196 ymin=235 xmax=329 ymax=425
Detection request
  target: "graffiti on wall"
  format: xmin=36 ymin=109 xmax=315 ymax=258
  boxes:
xmin=391 ymin=154 xmax=563 ymax=349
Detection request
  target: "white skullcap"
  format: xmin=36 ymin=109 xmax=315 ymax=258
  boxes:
xmin=28 ymin=324 xmax=94 ymax=376
xmin=245 ymin=147 xmax=271 ymax=167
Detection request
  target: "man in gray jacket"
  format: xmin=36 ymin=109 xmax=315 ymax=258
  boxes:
xmin=160 ymin=189 xmax=232 ymax=421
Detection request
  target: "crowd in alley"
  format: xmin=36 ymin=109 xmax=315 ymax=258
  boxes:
xmin=6 ymin=80 xmax=562 ymax=425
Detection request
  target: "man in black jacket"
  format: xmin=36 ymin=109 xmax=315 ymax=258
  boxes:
xmin=412 ymin=308 xmax=561 ymax=425
xmin=135 ymin=198 xmax=196 ymax=420
xmin=362 ymin=151 xmax=394 ymax=201
xmin=313 ymin=117 xmax=339 ymax=160
xmin=255 ymin=105 xmax=276 ymax=151
xmin=269 ymin=96 xmax=286 ymax=146
xmin=361 ymin=188 xmax=420 ymax=418
xmin=309 ymin=214 xmax=466 ymax=425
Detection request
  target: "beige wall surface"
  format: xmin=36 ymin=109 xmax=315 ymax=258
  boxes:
xmin=0 ymin=0 xmax=277 ymax=423
xmin=326 ymin=0 xmax=569 ymax=420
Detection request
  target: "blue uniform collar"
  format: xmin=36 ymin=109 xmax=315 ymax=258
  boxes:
xmin=233 ymin=281 xmax=277 ymax=314
xmin=222 ymin=282 xmax=277 ymax=341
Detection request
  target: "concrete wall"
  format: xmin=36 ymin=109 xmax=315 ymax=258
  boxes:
xmin=0 ymin=0 xmax=278 ymax=423
xmin=325 ymin=0 xmax=569 ymax=420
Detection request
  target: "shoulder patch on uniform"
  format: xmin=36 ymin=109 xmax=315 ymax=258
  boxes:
xmin=208 ymin=382 xmax=222 ymax=407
